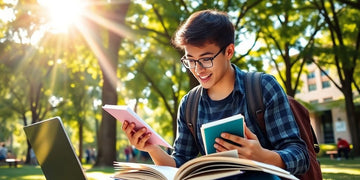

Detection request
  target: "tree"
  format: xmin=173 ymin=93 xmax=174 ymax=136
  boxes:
xmin=0 ymin=35 xmax=59 ymax=165
xmin=81 ymin=1 xmax=130 ymax=166
xmin=243 ymin=0 xmax=324 ymax=97
xmin=336 ymin=0 xmax=360 ymax=95
xmin=59 ymin=53 xmax=101 ymax=161
xmin=0 ymin=0 xmax=94 ymax=164
xmin=311 ymin=0 xmax=360 ymax=155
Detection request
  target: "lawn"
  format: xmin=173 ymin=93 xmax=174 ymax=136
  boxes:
xmin=0 ymin=157 xmax=359 ymax=179
xmin=320 ymin=157 xmax=360 ymax=180
xmin=0 ymin=164 xmax=114 ymax=180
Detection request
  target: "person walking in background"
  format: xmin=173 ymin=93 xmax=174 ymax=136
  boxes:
xmin=30 ymin=148 xmax=38 ymax=165
xmin=131 ymin=146 xmax=138 ymax=162
xmin=140 ymin=151 xmax=150 ymax=162
xmin=85 ymin=147 xmax=91 ymax=164
xmin=124 ymin=145 xmax=132 ymax=162
xmin=337 ymin=137 xmax=350 ymax=160
xmin=0 ymin=143 xmax=7 ymax=161
xmin=85 ymin=146 xmax=96 ymax=164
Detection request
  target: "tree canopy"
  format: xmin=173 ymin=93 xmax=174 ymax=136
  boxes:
xmin=0 ymin=0 xmax=359 ymax=164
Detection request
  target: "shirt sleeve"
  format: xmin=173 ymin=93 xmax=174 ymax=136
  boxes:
xmin=261 ymin=74 xmax=310 ymax=175
xmin=171 ymin=95 xmax=200 ymax=167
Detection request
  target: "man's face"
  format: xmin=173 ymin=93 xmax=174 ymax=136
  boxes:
xmin=183 ymin=43 xmax=233 ymax=90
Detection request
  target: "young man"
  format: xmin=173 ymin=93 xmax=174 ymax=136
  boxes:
xmin=122 ymin=9 xmax=309 ymax=176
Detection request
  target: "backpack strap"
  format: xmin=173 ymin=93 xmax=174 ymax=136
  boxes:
xmin=185 ymin=85 xmax=203 ymax=155
xmin=244 ymin=72 xmax=266 ymax=134
xmin=311 ymin=127 xmax=320 ymax=153
xmin=245 ymin=72 xmax=320 ymax=154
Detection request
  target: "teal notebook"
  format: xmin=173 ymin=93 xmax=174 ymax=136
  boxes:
xmin=201 ymin=114 xmax=245 ymax=154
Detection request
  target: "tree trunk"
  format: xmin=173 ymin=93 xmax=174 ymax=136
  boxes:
xmin=95 ymin=58 xmax=118 ymax=166
xmin=343 ymin=80 xmax=360 ymax=155
xmin=78 ymin=121 xmax=84 ymax=161
xmin=95 ymin=2 xmax=130 ymax=167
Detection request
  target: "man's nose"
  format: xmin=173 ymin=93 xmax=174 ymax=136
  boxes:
xmin=194 ymin=62 xmax=205 ymax=74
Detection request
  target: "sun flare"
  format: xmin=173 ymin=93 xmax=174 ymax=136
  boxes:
xmin=38 ymin=0 xmax=85 ymax=33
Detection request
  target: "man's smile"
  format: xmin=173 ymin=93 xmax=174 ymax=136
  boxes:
xmin=198 ymin=73 xmax=212 ymax=81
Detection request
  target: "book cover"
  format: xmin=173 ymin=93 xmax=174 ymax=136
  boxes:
xmin=200 ymin=114 xmax=245 ymax=154
xmin=102 ymin=104 xmax=172 ymax=148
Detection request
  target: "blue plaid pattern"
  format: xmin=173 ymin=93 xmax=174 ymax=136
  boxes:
xmin=171 ymin=64 xmax=309 ymax=175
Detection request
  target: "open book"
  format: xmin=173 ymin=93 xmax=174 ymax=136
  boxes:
xmin=102 ymin=104 xmax=172 ymax=148
xmin=113 ymin=150 xmax=298 ymax=180
xmin=201 ymin=114 xmax=245 ymax=154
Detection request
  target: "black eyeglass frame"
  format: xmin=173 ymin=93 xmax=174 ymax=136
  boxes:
xmin=180 ymin=45 xmax=227 ymax=69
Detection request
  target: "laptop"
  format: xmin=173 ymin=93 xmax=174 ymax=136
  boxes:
xmin=23 ymin=117 xmax=87 ymax=180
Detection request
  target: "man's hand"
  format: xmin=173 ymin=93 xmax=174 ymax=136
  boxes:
xmin=213 ymin=124 xmax=285 ymax=169
xmin=122 ymin=120 xmax=157 ymax=152
xmin=213 ymin=124 xmax=265 ymax=160
xmin=121 ymin=120 xmax=176 ymax=167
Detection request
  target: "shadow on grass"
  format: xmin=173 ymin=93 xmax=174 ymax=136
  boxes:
xmin=319 ymin=157 xmax=360 ymax=180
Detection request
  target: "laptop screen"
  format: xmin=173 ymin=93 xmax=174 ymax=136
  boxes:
xmin=24 ymin=117 xmax=87 ymax=180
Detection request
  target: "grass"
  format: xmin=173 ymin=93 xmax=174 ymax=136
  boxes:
xmin=320 ymin=157 xmax=360 ymax=180
xmin=0 ymin=157 xmax=360 ymax=179
xmin=0 ymin=164 xmax=114 ymax=180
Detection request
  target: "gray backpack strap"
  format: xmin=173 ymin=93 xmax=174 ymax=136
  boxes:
xmin=244 ymin=72 xmax=266 ymax=134
xmin=185 ymin=85 xmax=203 ymax=155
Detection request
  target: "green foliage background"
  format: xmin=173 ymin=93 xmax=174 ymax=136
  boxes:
xmin=0 ymin=0 xmax=359 ymax=163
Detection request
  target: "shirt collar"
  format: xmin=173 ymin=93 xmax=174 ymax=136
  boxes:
xmin=232 ymin=64 xmax=246 ymax=97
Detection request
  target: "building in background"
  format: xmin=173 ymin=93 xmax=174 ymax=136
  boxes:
xmin=295 ymin=62 xmax=358 ymax=144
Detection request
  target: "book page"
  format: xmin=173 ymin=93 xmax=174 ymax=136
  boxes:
xmin=184 ymin=170 xmax=244 ymax=180
xmin=103 ymin=105 xmax=172 ymax=148
xmin=175 ymin=154 xmax=298 ymax=180
xmin=200 ymin=114 xmax=244 ymax=129
xmin=205 ymin=149 xmax=238 ymax=158
xmin=114 ymin=162 xmax=177 ymax=180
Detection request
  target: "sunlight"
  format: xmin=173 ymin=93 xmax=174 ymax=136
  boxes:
xmin=321 ymin=167 xmax=360 ymax=175
xmin=0 ymin=6 xmax=16 ymax=22
xmin=33 ymin=0 xmax=135 ymax=94
xmin=86 ymin=172 xmax=114 ymax=180
xmin=38 ymin=0 xmax=85 ymax=33
xmin=22 ymin=175 xmax=46 ymax=180
xmin=74 ymin=9 xmax=136 ymax=92
xmin=82 ymin=11 xmax=135 ymax=41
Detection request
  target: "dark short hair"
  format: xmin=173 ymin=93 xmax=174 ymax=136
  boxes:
xmin=172 ymin=9 xmax=234 ymax=49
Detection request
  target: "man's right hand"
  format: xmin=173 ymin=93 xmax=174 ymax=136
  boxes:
xmin=122 ymin=120 xmax=156 ymax=152
xmin=122 ymin=120 xmax=176 ymax=167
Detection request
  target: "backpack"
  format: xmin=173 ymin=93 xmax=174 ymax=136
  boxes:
xmin=185 ymin=72 xmax=322 ymax=180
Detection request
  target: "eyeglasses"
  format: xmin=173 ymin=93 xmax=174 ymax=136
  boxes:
xmin=180 ymin=46 xmax=226 ymax=69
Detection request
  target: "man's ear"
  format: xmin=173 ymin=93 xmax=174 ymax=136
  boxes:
xmin=226 ymin=43 xmax=235 ymax=59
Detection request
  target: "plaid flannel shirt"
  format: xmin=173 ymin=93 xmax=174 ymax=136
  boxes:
xmin=171 ymin=64 xmax=309 ymax=175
